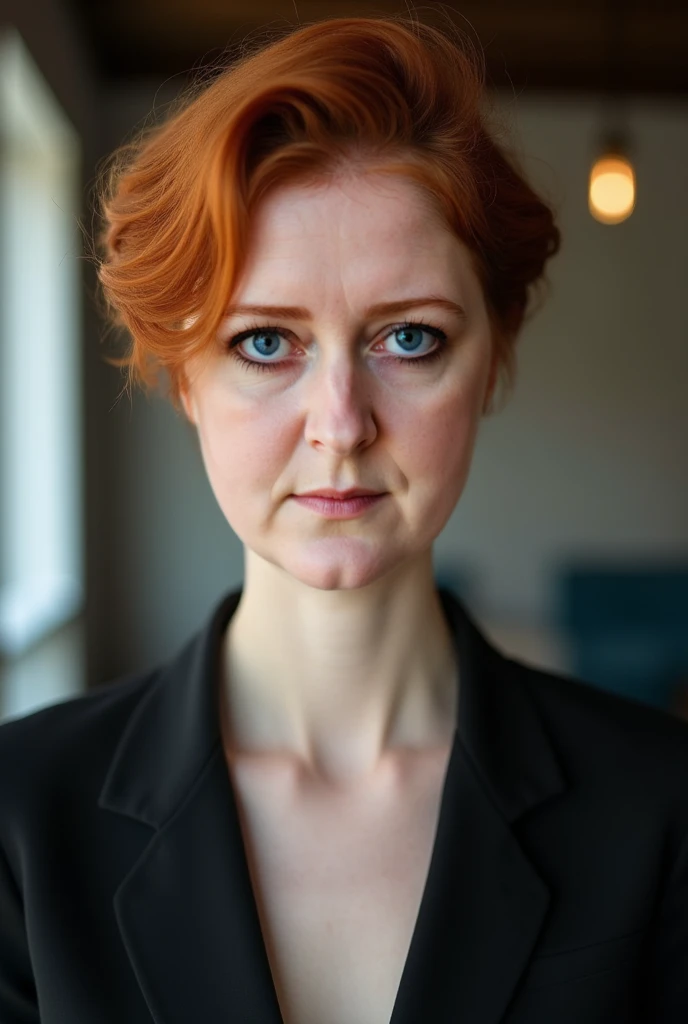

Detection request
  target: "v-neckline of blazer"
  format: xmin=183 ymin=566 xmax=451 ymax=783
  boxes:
xmin=100 ymin=586 xmax=567 ymax=1024
xmin=217 ymin=673 xmax=463 ymax=1024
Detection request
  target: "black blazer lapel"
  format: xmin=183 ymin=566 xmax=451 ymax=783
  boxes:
xmin=98 ymin=587 xmax=567 ymax=1024
xmin=111 ymin=749 xmax=284 ymax=1022
xmin=99 ymin=589 xmax=283 ymax=1022
xmin=389 ymin=592 xmax=567 ymax=1024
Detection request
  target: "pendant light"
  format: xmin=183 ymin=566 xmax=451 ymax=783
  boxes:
xmin=588 ymin=0 xmax=636 ymax=225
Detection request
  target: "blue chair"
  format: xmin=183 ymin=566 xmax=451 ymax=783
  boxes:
xmin=556 ymin=564 xmax=688 ymax=711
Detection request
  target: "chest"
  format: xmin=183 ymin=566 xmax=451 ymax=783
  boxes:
xmin=225 ymin=750 xmax=452 ymax=1024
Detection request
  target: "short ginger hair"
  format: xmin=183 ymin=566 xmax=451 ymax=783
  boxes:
xmin=93 ymin=13 xmax=561 ymax=416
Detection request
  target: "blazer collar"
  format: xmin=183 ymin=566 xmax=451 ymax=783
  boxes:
xmin=99 ymin=586 xmax=567 ymax=1024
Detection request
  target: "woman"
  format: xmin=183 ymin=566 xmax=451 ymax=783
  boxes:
xmin=1 ymin=14 xmax=687 ymax=1024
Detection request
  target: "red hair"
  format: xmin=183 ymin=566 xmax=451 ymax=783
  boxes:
xmin=92 ymin=13 xmax=561 ymax=416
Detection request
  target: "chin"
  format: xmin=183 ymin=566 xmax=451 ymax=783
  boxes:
xmin=273 ymin=540 xmax=403 ymax=592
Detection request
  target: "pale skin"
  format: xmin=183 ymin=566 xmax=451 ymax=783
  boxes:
xmin=179 ymin=171 xmax=500 ymax=1022
xmin=179 ymin=170 xmax=499 ymax=788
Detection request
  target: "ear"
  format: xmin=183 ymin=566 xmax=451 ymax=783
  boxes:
xmin=179 ymin=378 xmax=197 ymax=425
xmin=483 ymin=353 xmax=499 ymax=413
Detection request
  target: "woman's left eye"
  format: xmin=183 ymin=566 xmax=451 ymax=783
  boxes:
xmin=226 ymin=321 xmax=449 ymax=374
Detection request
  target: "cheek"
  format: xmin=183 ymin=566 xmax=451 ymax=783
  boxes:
xmin=411 ymin=411 xmax=475 ymax=523
xmin=389 ymin=370 xmax=483 ymax=486
xmin=395 ymin=382 xmax=483 ymax=542
xmin=196 ymin=396 xmax=288 ymax=505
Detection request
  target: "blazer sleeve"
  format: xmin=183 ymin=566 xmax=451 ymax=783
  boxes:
xmin=643 ymin=827 xmax=688 ymax=1020
xmin=0 ymin=838 xmax=39 ymax=1022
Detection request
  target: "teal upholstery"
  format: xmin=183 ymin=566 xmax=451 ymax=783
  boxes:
xmin=557 ymin=564 xmax=688 ymax=710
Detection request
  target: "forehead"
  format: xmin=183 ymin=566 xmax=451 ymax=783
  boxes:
xmin=234 ymin=175 xmax=481 ymax=303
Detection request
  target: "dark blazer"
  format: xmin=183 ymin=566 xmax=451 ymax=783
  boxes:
xmin=1 ymin=586 xmax=687 ymax=1023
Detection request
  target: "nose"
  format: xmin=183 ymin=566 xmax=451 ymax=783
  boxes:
xmin=302 ymin=356 xmax=378 ymax=455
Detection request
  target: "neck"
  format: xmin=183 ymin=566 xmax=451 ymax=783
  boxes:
xmin=219 ymin=552 xmax=459 ymax=783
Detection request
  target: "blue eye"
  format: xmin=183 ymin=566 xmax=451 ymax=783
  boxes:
xmin=227 ymin=320 xmax=449 ymax=374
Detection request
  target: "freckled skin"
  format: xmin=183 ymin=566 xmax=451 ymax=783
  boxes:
xmin=179 ymin=172 xmax=498 ymax=775
xmin=181 ymin=174 xmax=495 ymax=593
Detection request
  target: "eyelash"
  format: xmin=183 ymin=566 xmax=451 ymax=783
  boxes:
xmin=226 ymin=320 xmax=449 ymax=374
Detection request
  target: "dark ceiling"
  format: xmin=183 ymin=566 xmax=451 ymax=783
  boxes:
xmin=71 ymin=0 xmax=688 ymax=95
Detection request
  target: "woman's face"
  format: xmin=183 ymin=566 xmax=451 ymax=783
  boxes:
xmin=180 ymin=173 xmax=496 ymax=591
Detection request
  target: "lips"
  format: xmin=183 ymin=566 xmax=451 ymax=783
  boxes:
xmin=292 ymin=492 xmax=386 ymax=519
xmin=295 ymin=488 xmax=382 ymax=499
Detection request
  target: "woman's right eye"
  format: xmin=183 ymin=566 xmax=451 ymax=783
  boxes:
xmin=227 ymin=326 xmax=293 ymax=374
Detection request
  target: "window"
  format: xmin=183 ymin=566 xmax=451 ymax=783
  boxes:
xmin=0 ymin=28 xmax=84 ymax=720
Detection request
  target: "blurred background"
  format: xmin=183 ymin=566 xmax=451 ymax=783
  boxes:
xmin=0 ymin=0 xmax=687 ymax=724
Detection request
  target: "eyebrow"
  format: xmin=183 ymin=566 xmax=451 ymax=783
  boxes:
xmin=223 ymin=296 xmax=468 ymax=322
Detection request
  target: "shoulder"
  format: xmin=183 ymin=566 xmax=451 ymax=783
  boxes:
xmin=0 ymin=670 xmax=156 ymax=825
xmin=507 ymin=652 xmax=688 ymax=823
xmin=511 ymin=652 xmax=688 ymax=758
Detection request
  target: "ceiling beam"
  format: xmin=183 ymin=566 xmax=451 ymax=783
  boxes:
xmin=75 ymin=1 xmax=688 ymax=95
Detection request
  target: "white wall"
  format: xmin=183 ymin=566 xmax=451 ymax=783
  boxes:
xmin=438 ymin=93 xmax=688 ymax=624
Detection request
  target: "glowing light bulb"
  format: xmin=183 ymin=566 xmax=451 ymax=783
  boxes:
xmin=589 ymin=152 xmax=635 ymax=225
